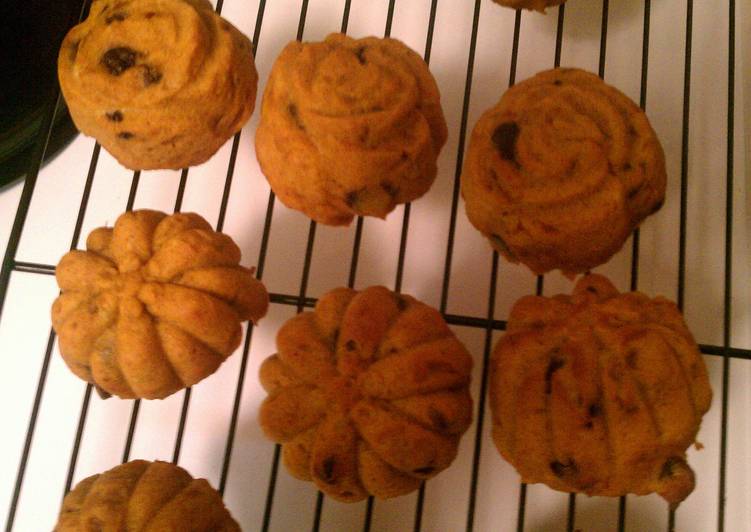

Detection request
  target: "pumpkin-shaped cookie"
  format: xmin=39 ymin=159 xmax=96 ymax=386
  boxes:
xmin=259 ymin=286 xmax=473 ymax=502
xmin=55 ymin=460 xmax=239 ymax=531
xmin=52 ymin=210 xmax=268 ymax=399
xmin=489 ymin=274 xmax=712 ymax=507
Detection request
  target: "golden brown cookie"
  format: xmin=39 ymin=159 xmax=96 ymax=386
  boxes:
xmin=55 ymin=460 xmax=239 ymax=531
xmin=489 ymin=274 xmax=712 ymax=507
xmin=51 ymin=210 xmax=268 ymax=399
xmin=58 ymin=0 xmax=258 ymax=170
xmin=255 ymin=33 xmax=448 ymax=225
xmin=492 ymin=0 xmax=566 ymax=12
xmin=462 ymin=68 xmax=666 ymax=275
xmin=258 ymin=286 xmax=473 ymax=501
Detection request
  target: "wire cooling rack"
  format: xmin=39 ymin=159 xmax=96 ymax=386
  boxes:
xmin=0 ymin=0 xmax=748 ymax=531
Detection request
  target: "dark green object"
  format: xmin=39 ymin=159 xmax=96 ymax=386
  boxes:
xmin=0 ymin=0 xmax=84 ymax=189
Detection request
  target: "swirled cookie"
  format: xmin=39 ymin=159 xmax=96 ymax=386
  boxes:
xmin=58 ymin=0 xmax=258 ymax=170
xmin=259 ymin=286 xmax=473 ymax=501
xmin=492 ymin=0 xmax=566 ymax=12
xmin=255 ymin=33 xmax=448 ymax=225
xmin=489 ymin=274 xmax=711 ymax=506
xmin=462 ymin=68 xmax=666 ymax=275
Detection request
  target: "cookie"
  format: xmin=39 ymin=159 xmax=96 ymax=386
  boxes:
xmin=58 ymin=0 xmax=258 ymax=170
xmin=461 ymin=68 xmax=666 ymax=275
xmin=255 ymin=33 xmax=448 ymax=225
xmin=55 ymin=460 xmax=239 ymax=531
xmin=51 ymin=210 xmax=268 ymax=399
xmin=492 ymin=0 xmax=566 ymax=12
xmin=258 ymin=286 xmax=473 ymax=501
xmin=489 ymin=274 xmax=712 ymax=507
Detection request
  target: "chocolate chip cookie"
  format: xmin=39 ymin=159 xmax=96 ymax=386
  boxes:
xmin=58 ymin=0 xmax=258 ymax=170
xmin=489 ymin=274 xmax=711 ymax=507
xmin=255 ymin=33 xmax=448 ymax=225
xmin=462 ymin=68 xmax=666 ymax=275
xmin=258 ymin=286 xmax=473 ymax=501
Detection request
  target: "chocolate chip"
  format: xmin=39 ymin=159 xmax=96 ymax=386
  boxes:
xmin=649 ymin=198 xmax=665 ymax=215
xmin=142 ymin=65 xmax=162 ymax=86
xmin=106 ymin=110 xmax=123 ymax=122
xmin=94 ymin=385 xmax=111 ymax=400
xmin=321 ymin=457 xmax=336 ymax=482
xmin=627 ymin=185 xmax=643 ymax=199
xmin=118 ymin=131 xmax=134 ymax=139
xmin=623 ymin=162 xmax=633 ymax=171
xmin=545 ymin=355 xmax=565 ymax=394
xmin=105 ymin=12 xmax=127 ymax=24
xmin=380 ymin=182 xmax=398 ymax=197
xmin=553 ymin=79 xmax=563 ymax=86
xmin=550 ymin=459 xmax=578 ymax=479
xmin=287 ymin=103 xmax=305 ymax=130
xmin=626 ymin=350 xmax=638 ymax=369
xmin=428 ymin=407 xmax=449 ymax=431
xmin=355 ymin=47 xmax=367 ymax=65
xmin=413 ymin=466 xmax=435 ymax=475
xmin=491 ymin=122 xmax=520 ymax=163
xmin=345 ymin=191 xmax=358 ymax=208
xmin=588 ymin=403 xmax=602 ymax=418
xmin=489 ymin=233 xmax=513 ymax=257
xmin=660 ymin=457 xmax=683 ymax=479
xmin=101 ymin=47 xmax=138 ymax=75
xmin=87 ymin=517 xmax=104 ymax=532
xmin=69 ymin=40 xmax=80 ymax=62
xmin=345 ymin=339 xmax=357 ymax=351
xmin=400 ymin=151 xmax=409 ymax=161
xmin=395 ymin=296 xmax=408 ymax=311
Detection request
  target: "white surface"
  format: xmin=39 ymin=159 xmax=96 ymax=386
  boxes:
xmin=1 ymin=0 xmax=749 ymax=531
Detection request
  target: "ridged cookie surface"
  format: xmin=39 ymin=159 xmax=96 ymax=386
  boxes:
xmin=58 ymin=0 xmax=258 ymax=170
xmin=489 ymin=274 xmax=711 ymax=506
xmin=52 ymin=210 xmax=268 ymax=399
xmin=259 ymin=286 xmax=473 ymax=501
xmin=462 ymin=68 xmax=666 ymax=274
xmin=55 ymin=460 xmax=239 ymax=531
xmin=255 ymin=33 xmax=448 ymax=225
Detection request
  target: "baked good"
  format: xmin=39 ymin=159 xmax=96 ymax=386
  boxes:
xmin=258 ymin=286 xmax=473 ymax=501
xmin=255 ymin=33 xmax=448 ymax=225
xmin=51 ymin=210 xmax=268 ymax=399
xmin=489 ymin=274 xmax=712 ymax=507
xmin=491 ymin=0 xmax=566 ymax=12
xmin=55 ymin=460 xmax=239 ymax=531
xmin=461 ymin=68 xmax=666 ymax=275
xmin=58 ymin=0 xmax=258 ymax=170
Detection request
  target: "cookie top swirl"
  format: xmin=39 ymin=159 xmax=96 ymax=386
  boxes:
xmin=462 ymin=68 xmax=666 ymax=274
xmin=58 ymin=0 xmax=257 ymax=169
xmin=256 ymin=33 xmax=447 ymax=225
